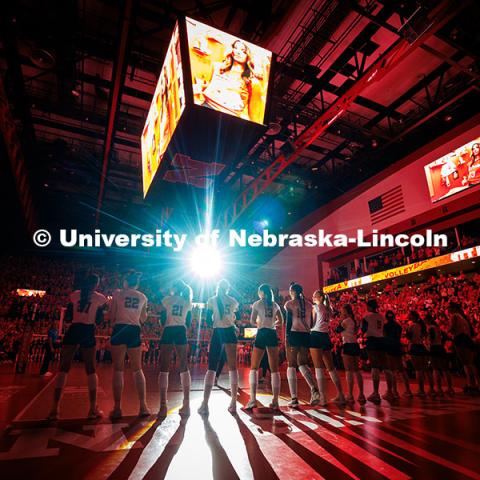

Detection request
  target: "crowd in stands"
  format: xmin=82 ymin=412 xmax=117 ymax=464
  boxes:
xmin=0 ymin=254 xmax=478 ymax=376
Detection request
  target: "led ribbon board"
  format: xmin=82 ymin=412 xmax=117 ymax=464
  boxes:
xmin=324 ymin=245 xmax=480 ymax=293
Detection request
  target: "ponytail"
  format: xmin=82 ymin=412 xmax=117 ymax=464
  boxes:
xmin=259 ymin=283 xmax=273 ymax=309
xmin=80 ymin=274 xmax=99 ymax=311
xmin=290 ymin=282 xmax=305 ymax=321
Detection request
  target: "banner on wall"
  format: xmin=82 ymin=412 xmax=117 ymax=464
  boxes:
xmin=324 ymin=245 xmax=480 ymax=293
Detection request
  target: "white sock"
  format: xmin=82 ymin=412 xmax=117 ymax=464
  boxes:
xmin=229 ymin=370 xmax=239 ymax=405
xmin=113 ymin=370 xmax=124 ymax=407
xmin=56 ymin=371 xmax=67 ymax=389
xmin=271 ymin=372 xmax=281 ymax=402
xmin=299 ymin=364 xmax=316 ymax=390
xmin=287 ymin=367 xmax=297 ymax=398
xmin=249 ymin=369 xmax=258 ymax=402
xmin=328 ymin=369 xmax=344 ymax=397
xmin=203 ymin=369 xmax=216 ymax=403
xmin=180 ymin=370 xmax=191 ymax=405
xmin=133 ymin=369 xmax=146 ymax=405
xmin=315 ymin=368 xmax=326 ymax=397
xmin=159 ymin=371 xmax=169 ymax=405
xmin=87 ymin=373 xmax=98 ymax=391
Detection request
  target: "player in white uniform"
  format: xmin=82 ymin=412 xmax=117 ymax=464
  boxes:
xmin=198 ymin=279 xmax=239 ymax=416
xmin=310 ymin=290 xmax=345 ymax=405
xmin=158 ymin=280 xmax=193 ymax=417
xmin=361 ymin=299 xmax=394 ymax=404
xmin=109 ymin=272 xmax=149 ymax=419
xmin=48 ymin=274 xmax=107 ymax=420
xmin=245 ymin=284 xmax=283 ymax=410
xmin=335 ymin=303 xmax=365 ymax=404
xmin=284 ymin=283 xmax=320 ymax=407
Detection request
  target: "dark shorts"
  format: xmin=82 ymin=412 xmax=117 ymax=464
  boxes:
xmin=409 ymin=344 xmax=429 ymax=356
xmin=111 ymin=324 xmax=141 ymax=348
xmin=161 ymin=325 xmax=188 ymax=345
xmin=212 ymin=326 xmax=238 ymax=345
xmin=342 ymin=342 xmax=361 ymax=356
xmin=63 ymin=323 xmax=96 ymax=348
xmin=287 ymin=331 xmax=311 ymax=348
xmin=310 ymin=331 xmax=333 ymax=350
xmin=366 ymin=336 xmax=385 ymax=352
xmin=385 ymin=340 xmax=403 ymax=357
xmin=254 ymin=328 xmax=278 ymax=349
xmin=454 ymin=333 xmax=475 ymax=350
xmin=429 ymin=344 xmax=446 ymax=357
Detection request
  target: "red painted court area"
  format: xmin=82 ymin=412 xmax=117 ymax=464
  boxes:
xmin=1 ymin=364 xmax=479 ymax=480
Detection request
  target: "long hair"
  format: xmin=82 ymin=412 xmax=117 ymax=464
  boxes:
xmin=343 ymin=303 xmax=356 ymax=329
xmin=366 ymin=298 xmax=378 ymax=313
xmin=470 ymin=142 xmax=480 ymax=165
xmin=219 ymin=40 xmax=256 ymax=83
xmin=125 ymin=271 xmax=141 ymax=288
xmin=449 ymin=301 xmax=474 ymax=336
xmin=290 ymin=282 xmax=305 ymax=320
xmin=258 ymin=283 xmax=273 ymax=308
xmin=80 ymin=274 xmax=99 ymax=311
xmin=216 ymin=279 xmax=230 ymax=318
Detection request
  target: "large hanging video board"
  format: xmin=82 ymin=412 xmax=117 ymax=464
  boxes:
xmin=141 ymin=22 xmax=185 ymax=198
xmin=424 ymin=136 xmax=480 ymax=203
xmin=185 ymin=17 xmax=272 ymax=125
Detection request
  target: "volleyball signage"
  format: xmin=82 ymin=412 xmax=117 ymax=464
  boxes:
xmin=424 ymin=136 xmax=480 ymax=203
xmin=324 ymin=245 xmax=480 ymax=293
xmin=141 ymin=22 xmax=185 ymax=198
xmin=185 ymin=17 xmax=272 ymax=125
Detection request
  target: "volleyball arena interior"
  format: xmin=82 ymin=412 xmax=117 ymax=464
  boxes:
xmin=1 ymin=0 xmax=480 ymax=479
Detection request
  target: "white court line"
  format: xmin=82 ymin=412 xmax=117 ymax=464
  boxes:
xmin=12 ymin=374 xmax=57 ymax=423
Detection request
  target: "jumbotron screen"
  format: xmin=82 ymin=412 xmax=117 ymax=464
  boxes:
xmin=424 ymin=136 xmax=480 ymax=203
xmin=185 ymin=17 xmax=272 ymax=125
xmin=141 ymin=22 xmax=185 ymax=197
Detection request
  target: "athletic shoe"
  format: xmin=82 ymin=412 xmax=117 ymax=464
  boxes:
xmin=392 ymin=391 xmax=400 ymax=399
xmin=258 ymin=378 xmax=265 ymax=384
xmin=310 ymin=389 xmax=320 ymax=405
xmin=109 ymin=408 xmax=123 ymax=420
xmin=428 ymin=389 xmax=437 ymax=397
xmin=139 ymin=406 xmax=151 ymax=417
xmin=416 ymin=391 xmax=426 ymax=397
xmin=158 ymin=403 xmax=168 ymax=418
xmin=382 ymin=391 xmax=395 ymax=402
xmin=42 ymin=372 xmax=53 ymax=377
xmin=227 ymin=402 xmax=237 ymax=414
xmin=288 ymin=397 xmax=300 ymax=407
xmin=245 ymin=399 xmax=258 ymax=410
xmin=367 ymin=393 xmax=381 ymax=404
xmin=197 ymin=403 xmax=209 ymax=416
xmin=214 ymin=378 xmax=219 ymax=387
xmin=269 ymin=400 xmax=280 ymax=411
xmin=345 ymin=395 xmax=355 ymax=404
xmin=178 ymin=404 xmax=190 ymax=417
xmin=88 ymin=407 xmax=103 ymax=419
xmin=357 ymin=394 xmax=367 ymax=405
xmin=446 ymin=388 xmax=455 ymax=396
xmin=330 ymin=395 xmax=347 ymax=405
xmin=403 ymin=390 xmax=413 ymax=398
xmin=436 ymin=389 xmax=445 ymax=397
xmin=47 ymin=410 xmax=58 ymax=421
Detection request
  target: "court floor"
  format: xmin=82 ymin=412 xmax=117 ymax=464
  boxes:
xmin=0 ymin=363 xmax=479 ymax=480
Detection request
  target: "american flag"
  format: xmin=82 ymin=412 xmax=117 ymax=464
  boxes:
xmin=368 ymin=185 xmax=405 ymax=225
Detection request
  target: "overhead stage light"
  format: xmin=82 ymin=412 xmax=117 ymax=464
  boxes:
xmin=189 ymin=244 xmax=222 ymax=278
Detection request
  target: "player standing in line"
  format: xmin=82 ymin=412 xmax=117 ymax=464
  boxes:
xmin=158 ymin=280 xmax=193 ymax=417
xmin=425 ymin=313 xmax=455 ymax=396
xmin=406 ymin=310 xmax=436 ymax=397
xmin=245 ymin=284 xmax=283 ymax=411
xmin=109 ymin=271 xmax=150 ymax=419
xmin=285 ymin=283 xmax=320 ymax=407
xmin=336 ymin=303 xmax=365 ymax=404
xmin=310 ymin=290 xmax=346 ymax=405
xmin=384 ymin=310 xmax=412 ymax=398
xmin=198 ymin=279 xmax=239 ymax=416
xmin=48 ymin=274 xmax=107 ymax=420
xmin=361 ymin=299 xmax=395 ymax=404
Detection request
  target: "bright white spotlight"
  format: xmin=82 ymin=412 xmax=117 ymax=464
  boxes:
xmin=261 ymin=219 xmax=269 ymax=227
xmin=189 ymin=245 xmax=222 ymax=277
